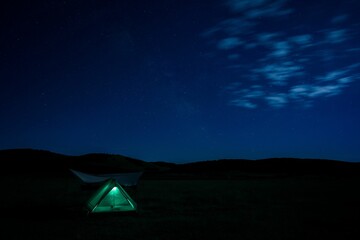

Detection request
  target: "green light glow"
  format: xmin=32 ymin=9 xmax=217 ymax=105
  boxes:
xmin=86 ymin=179 xmax=137 ymax=213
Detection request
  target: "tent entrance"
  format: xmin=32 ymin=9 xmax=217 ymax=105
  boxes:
xmin=85 ymin=179 xmax=137 ymax=213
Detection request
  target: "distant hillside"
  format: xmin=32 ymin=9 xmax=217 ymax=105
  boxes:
xmin=0 ymin=148 xmax=160 ymax=175
xmin=1 ymin=148 xmax=359 ymax=179
xmin=0 ymin=148 xmax=69 ymax=174
xmin=71 ymin=153 xmax=160 ymax=173
xmin=161 ymin=158 xmax=360 ymax=179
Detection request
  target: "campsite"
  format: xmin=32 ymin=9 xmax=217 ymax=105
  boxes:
xmin=1 ymin=149 xmax=359 ymax=240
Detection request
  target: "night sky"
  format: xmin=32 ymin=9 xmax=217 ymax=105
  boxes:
xmin=1 ymin=0 xmax=360 ymax=163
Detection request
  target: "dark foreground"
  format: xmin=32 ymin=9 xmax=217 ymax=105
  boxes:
xmin=1 ymin=174 xmax=359 ymax=240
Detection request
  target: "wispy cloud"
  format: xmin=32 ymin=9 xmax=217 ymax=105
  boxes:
xmin=217 ymin=37 xmax=243 ymax=50
xmin=227 ymin=80 xmax=352 ymax=109
xmin=225 ymin=63 xmax=357 ymax=109
xmin=289 ymin=85 xmax=311 ymax=99
xmin=270 ymin=41 xmax=291 ymax=57
xmin=288 ymin=75 xmax=352 ymax=103
xmin=289 ymin=34 xmax=313 ymax=47
xmin=346 ymin=48 xmax=360 ymax=52
xmin=331 ymin=14 xmax=349 ymax=24
xmin=202 ymin=18 xmax=255 ymax=37
xmin=253 ymin=62 xmax=304 ymax=85
xmin=246 ymin=5 xmax=293 ymax=18
xmin=325 ymin=29 xmax=348 ymax=43
xmin=308 ymin=85 xmax=343 ymax=98
xmin=227 ymin=0 xmax=268 ymax=12
xmin=227 ymin=0 xmax=293 ymax=18
xmin=202 ymin=2 xmax=358 ymax=109
xmin=346 ymin=63 xmax=360 ymax=70
xmin=337 ymin=77 xmax=353 ymax=84
xmin=228 ymin=85 xmax=264 ymax=109
xmin=289 ymin=83 xmax=345 ymax=99
xmin=230 ymin=99 xmax=258 ymax=109
xmin=265 ymin=93 xmax=288 ymax=108
xmin=316 ymin=70 xmax=349 ymax=82
xmin=257 ymin=32 xmax=282 ymax=44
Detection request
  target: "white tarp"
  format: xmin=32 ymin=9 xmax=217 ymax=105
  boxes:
xmin=70 ymin=169 xmax=143 ymax=186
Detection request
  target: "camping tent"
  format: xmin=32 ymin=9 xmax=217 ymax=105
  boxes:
xmin=70 ymin=169 xmax=143 ymax=186
xmin=85 ymin=178 xmax=137 ymax=213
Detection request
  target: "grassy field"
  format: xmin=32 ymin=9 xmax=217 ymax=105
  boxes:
xmin=0 ymin=174 xmax=359 ymax=240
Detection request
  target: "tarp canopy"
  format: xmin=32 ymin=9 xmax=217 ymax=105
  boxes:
xmin=85 ymin=178 xmax=137 ymax=213
xmin=70 ymin=169 xmax=143 ymax=186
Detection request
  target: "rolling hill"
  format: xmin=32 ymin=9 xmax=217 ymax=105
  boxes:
xmin=1 ymin=148 xmax=359 ymax=178
xmin=0 ymin=148 xmax=160 ymax=175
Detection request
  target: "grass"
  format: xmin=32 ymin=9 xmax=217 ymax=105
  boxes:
xmin=0 ymin=174 xmax=359 ymax=240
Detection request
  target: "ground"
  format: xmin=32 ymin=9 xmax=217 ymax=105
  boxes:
xmin=0 ymin=174 xmax=359 ymax=240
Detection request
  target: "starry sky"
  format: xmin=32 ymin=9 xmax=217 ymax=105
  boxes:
xmin=1 ymin=0 xmax=360 ymax=163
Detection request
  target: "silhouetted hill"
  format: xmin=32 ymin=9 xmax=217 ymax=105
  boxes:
xmin=0 ymin=148 xmax=159 ymax=176
xmin=72 ymin=153 xmax=160 ymax=173
xmin=0 ymin=148 xmax=70 ymax=175
xmin=163 ymin=158 xmax=360 ymax=179
xmin=1 ymin=148 xmax=359 ymax=179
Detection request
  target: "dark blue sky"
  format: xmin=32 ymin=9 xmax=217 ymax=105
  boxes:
xmin=1 ymin=0 xmax=360 ymax=162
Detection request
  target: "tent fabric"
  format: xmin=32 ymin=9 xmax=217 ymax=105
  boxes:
xmin=85 ymin=178 xmax=137 ymax=213
xmin=70 ymin=169 xmax=143 ymax=186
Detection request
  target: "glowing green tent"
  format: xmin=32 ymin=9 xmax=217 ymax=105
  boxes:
xmin=85 ymin=178 xmax=137 ymax=213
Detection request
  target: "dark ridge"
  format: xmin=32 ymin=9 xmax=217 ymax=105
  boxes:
xmin=0 ymin=148 xmax=67 ymax=159
xmin=149 ymin=161 xmax=177 ymax=170
xmin=1 ymin=148 xmax=359 ymax=179
xmin=0 ymin=148 xmax=70 ymax=175
xmin=0 ymin=148 xmax=158 ymax=176
xmin=165 ymin=158 xmax=360 ymax=178
xmin=71 ymin=153 xmax=159 ymax=173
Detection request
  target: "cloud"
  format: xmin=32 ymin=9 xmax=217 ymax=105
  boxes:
xmin=257 ymin=32 xmax=282 ymax=44
xmin=206 ymin=0 xmax=293 ymax=49
xmin=265 ymin=93 xmax=288 ymax=108
xmin=225 ymin=64 xmax=357 ymax=109
xmin=331 ymin=14 xmax=349 ymax=24
xmin=316 ymin=70 xmax=349 ymax=82
xmin=270 ymin=41 xmax=291 ymax=57
xmin=202 ymin=18 xmax=255 ymax=37
xmin=202 ymin=1 xmax=359 ymax=110
xmin=337 ymin=77 xmax=353 ymax=84
xmin=227 ymin=0 xmax=293 ymax=18
xmin=289 ymin=34 xmax=313 ymax=46
xmin=346 ymin=63 xmax=360 ymax=70
xmin=289 ymin=80 xmax=350 ymax=100
xmin=227 ymin=85 xmax=265 ymax=109
xmin=326 ymin=29 xmax=348 ymax=43
xmin=346 ymin=48 xmax=360 ymax=52
xmin=289 ymin=85 xmax=311 ymax=99
xmin=230 ymin=99 xmax=257 ymax=109
xmin=228 ymin=54 xmax=240 ymax=60
xmin=217 ymin=37 xmax=243 ymax=50
xmin=308 ymin=85 xmax=343 ymax=98
xmin=253 ymin=62 xmax=304 ymax=85
xmin=246 ymin=5 xmax=293 ymax=18
xmin=227 ymin=0 xmax=268 ymax=12
xmin=244 ymin=89 xmax=264 ymax=98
